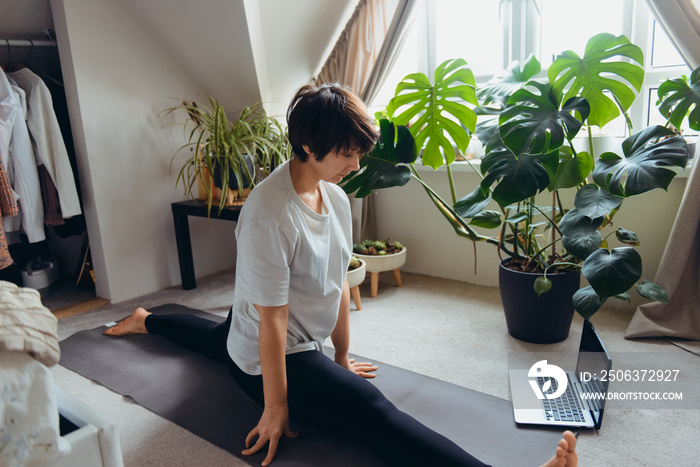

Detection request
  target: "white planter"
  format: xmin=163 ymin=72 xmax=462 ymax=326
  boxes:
xmin=346 ymin=258 xmax=366 ymax=288
xmin=353 ymin=247 xmax=407 ymax=297
xmin=353 ymin=247 xmax=407 ymax=273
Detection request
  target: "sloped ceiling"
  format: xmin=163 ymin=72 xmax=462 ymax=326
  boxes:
xmin=118 ymin=0 xmax=357 ymax=115
xmin=252 ymin=0 xmax=357 ymax=116
xmin=1 ymin=0 xmax=357 ymax=116
xmin=117 ymin=0 xmax=261 ymax=113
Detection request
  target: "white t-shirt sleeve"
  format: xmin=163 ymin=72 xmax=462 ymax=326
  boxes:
xmin=234 ymin=220 xmax=296 ymax=307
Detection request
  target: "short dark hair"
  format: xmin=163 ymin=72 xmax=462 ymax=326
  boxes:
xmin=286 ymin=83 xmax=379 ymax=162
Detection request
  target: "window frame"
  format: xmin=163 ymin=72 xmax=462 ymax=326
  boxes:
xmin=372 ymin=0 xmax=692 ymax=139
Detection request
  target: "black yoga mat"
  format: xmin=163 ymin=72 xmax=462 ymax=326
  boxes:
xmin=59 ymin=304 xmax=565 ymax=466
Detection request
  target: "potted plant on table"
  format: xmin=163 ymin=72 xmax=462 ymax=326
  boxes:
xmin=165 ymin=98 xmax=290 ymax=216
xmin=343 ymin=33 xmax=694 ymax=343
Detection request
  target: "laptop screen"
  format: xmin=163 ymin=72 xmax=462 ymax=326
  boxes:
xmin=575 ymin=320 xmax=612 ymax=429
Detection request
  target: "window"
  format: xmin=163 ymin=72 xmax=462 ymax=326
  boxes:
xmin=433 ymin=0 xmax=503 ymax=77
xmin=539 ymin=0 xmax=625 ymax=68
xmin=371 ymin=0 xmax=692 ymax=139
xmin=650 ymin=20 xmax=686 ymax=69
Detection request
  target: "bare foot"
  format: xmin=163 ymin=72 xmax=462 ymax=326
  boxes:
xmin=540 ymin=431 xmax=577 ymax=467
xmin=104 ymin=307 xmax=151 ymax=336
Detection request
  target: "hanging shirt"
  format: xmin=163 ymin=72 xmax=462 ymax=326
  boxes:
xmin=9 ymin=68 xmax=81 ymax=219
xmin=227 ymin=161 xmax=353 ymax=375
xmin=0 ymin=160 xmax=18 ymax=269
xmin=0 ymin=71 xmax=45 ymax=243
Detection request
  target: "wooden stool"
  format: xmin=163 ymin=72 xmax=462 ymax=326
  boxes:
xmin=347 ymin=259 xmax=367 ymax=310
xmin=350 ymin=286 xmax=362 ymax=310
xmin=369 ymin=268 xmax=403 ymax=298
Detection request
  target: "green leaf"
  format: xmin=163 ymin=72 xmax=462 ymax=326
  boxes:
xmin=562 ymin=230 xmax=602 ymax=260
xmin=549 ymin=33 xmax=644 ymax=128
xmin=505 ymin=211 xmax=529 ymax=224
xmin=573 ymin=184 xmax=624 ymax=219
xmin=469 ymin=210 xmax=502 ymax=229
xmin=613 ymin=292 xmax=631 ymax=302
xmin=573 ymin=286 xmax=607 ymax=320
xmin=616 ymin=227 xmax=640 ymax=246
xmin=548 ymin=147 xmax=594 ymax=191
xmin=499 ymin=81 xmax=590 ymax=156
xmin=480 ymin=147 xmax=558 ymax=207
xmin=559 ymin=208 xmax=604 ymax=236
xmin=582 ymin=247 xmax=642 ymax=298
xmin=592 ymin=125 xmax=689 ymax=197
xmin=388 ymin=59 xmax=479 ymax=169
xmin=534 ymin=276 xmax=552 ymax=297
xmin=342 ymin=119 xmax=418 ymax=198
xmin=636 ymin=280 xmax=670 ymax=304
xmin=474 ymin=116 xmax=503 ymax=154
xmin=454 ymin=186 xmax=491 ymax=218
xmin=657 ymin=66 xmax=700 ymax=131
xmin=477 ymin=54 xmax=542 ymax=108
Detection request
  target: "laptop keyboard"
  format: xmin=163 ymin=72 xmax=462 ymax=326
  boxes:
xmin=538 ymin=375 xmax=585 ymax=423
xmin=582 ymin=378 xmax=605 ymax=411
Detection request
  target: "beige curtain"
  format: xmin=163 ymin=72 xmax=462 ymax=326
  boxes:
xmin=625 ymin=1 xmax=700 ymax=339
xmin=314 ymin=0 xmax=398 ymax=97
xmin=644 ymin=0 xmax=700 ymax=68
xmin=625 ymin=141 xmax=700 ymax=340
xmin=314 ymin=0 xmax=419 ymax=243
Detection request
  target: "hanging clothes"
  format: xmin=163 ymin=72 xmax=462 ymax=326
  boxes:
xmin=0 ymin=160 xmax=18 ymax=269
xmin=0 ymin=70 xmax=45 ymax=244
xmin=8 ymin=68 xmax=81 ymax=220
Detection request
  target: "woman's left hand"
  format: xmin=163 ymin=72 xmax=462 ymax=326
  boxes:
xmin=336 ymin=356 xmax=377 ymax=378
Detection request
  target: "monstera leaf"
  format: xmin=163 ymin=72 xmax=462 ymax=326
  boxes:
xmin=480 ymin=146 xmax=559 ymax=207
xmin=477 ymin=54 xmax=542 ymax=109
xmin=474 ymin=115 xmax=504 ymax=155
xmin=573 ymin=286 xmax=608 ymax=320
xmin=559 ymin=207 xmax=605 ymax=261
xmin=387 ymin=59 xmax=479 ymax=169
xmin=636 ymin=279 xmax=669 ymax=304
xmin=582 ymin=247 xmax=642 ymax=298
xmin=549 ymin=33 xmax=644 ymax=128
xmin=657 ymin=65 xmax=700 ymax=131
xmin=548 ymin=146 xmax=594 ymax=191
xmin=454 ymin=185 xmax=492 ymax=218
xmin=499 ymin=81 xmax=590 ymax=156
xmin=592 ymin=125 xmax=689 ymax=197
xmin=559 ymin=208 xmax=604 ymax=237
xmin=341 ymin=119 xmax=417 ymax=198
xmin=573 ymin=184 xmax=624 ymax=219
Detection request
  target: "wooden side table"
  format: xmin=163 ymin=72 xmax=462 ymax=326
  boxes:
xmin=171 ymin=200 xmax=242 ymax=289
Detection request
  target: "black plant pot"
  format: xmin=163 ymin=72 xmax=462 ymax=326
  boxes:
xmin=211 ymin=154 xmax=255 ymax=190
xmin=499 ymin=259 xmax=580 ymax=344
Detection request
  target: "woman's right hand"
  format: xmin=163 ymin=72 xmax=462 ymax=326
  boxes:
xmin=242 ymin=405 xmax=298 ymax=466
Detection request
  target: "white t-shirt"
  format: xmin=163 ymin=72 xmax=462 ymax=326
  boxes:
xmin=227 ymin=160 xmax=352 ymax=375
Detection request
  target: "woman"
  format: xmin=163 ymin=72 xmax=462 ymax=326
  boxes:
xmin=106 ymin=83 xmax=577 ymax=467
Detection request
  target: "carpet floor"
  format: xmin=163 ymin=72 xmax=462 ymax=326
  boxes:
xmin=52 ymin=270 xmax=700 ymax=466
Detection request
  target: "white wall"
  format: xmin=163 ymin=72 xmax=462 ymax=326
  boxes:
xmin=374 ymin=162 xmax=688 ymax=311
xmin=245 ymin=0 xmax=358 ymax=118
xmin=51 ymin=0 xmax=249 ymax=302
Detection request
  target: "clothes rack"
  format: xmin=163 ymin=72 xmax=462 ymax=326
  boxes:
xmin=2 ymin=39 xmax=57 ymax=48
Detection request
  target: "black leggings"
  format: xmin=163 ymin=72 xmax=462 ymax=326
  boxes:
xmin=145 ymin=311 xmax=490 ymax=467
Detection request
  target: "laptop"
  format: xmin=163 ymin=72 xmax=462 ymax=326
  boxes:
xmin=508 ymin=320 xmax=612 ymax=429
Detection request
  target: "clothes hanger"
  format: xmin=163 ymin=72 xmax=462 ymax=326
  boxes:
xmin=2 ymin=39 xmax=27 ymax=73
xmin=24 ymin=39 xmax=65 ymax=88
xmin=1 ymin=39 xmax=13 ymax=71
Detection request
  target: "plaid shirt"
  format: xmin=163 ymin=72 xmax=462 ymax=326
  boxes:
xmin=0 ymin=160 xmax=18 ymax=269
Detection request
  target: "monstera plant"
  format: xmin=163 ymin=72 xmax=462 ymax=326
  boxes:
xmin=343 ymin=33 xmax=694 ymax=339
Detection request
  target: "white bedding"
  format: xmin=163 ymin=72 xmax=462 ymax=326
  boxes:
xmin=0 ymin=351 xmax=70 ymax=466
